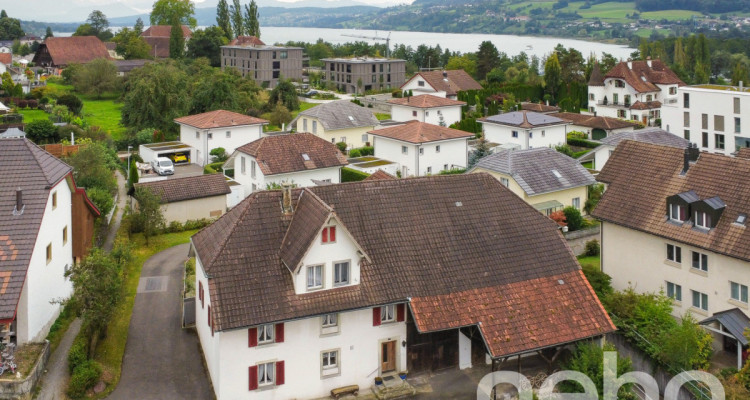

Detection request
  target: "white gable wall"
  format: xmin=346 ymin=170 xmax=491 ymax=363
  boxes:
xmin=400 ymin=77 xmax=447 ymax=98
xmin=180 ymin=124 xmax=263 ymax=166
xmin=482 ymin=123 xmax=566 ymax=150
xmin=391 ymin=104 xmax=462 ymax=127
xmin=232 ymin=153 xmax=342 ymax=199
xmin=593 ymin=145 xmax=616 ymax=171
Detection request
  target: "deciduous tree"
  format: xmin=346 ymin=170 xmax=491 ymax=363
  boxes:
xmin=445 ymin=55 xmax=477 ymax=78
xmin=121 ymin=60 xmax=191 ymax=133
xmin=268 ymin=78 xmax=299 ymax=111
xmin=230 ymin=0 xmax=244 ymax=38
xmin=244 ymin=0 xmax=260 ymax=38
xmin=216 ymin=0 xmax=233 ymax=40
xmin=187 ymin=27 xmax=228 ymax=66
xmin=132 ymin=187 xmax=166 ymax=244
xmin=150 ymin=0 xmax=197 ymax=28
xmin=73 ymin=58 xmax=119 ymax=99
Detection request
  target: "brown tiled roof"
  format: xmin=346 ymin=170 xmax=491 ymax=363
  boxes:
xmin=235 ymin=133 xmax=348 ymax=176
xmin=0 ymin=53 xmax=10 ymax=65
xmin=629 ymin=100 xmax=662 ymax=110
xmin=588 ymin=62 xmax=605 ymax=87
xmin=34 ymin=36 xmax=110 ymax=66
xmin=388 ymin=94 xmax=465 ymax=108
xmin=521 ymin=102 xmax=561 ymax=113
xmin=141 ymin=25 xmax=192 ymax=38
xmin=228 ymin=36 xmax=265 ymax=46
xmin=411 ymin=269 xmax=614 ymax=357
xmin=551 ymin=112 xmax=640 ymax=131
xmin=737 ymin=147 xmax=750 ymax=160
xmin=404 ymin=70 xmax=482 ymax=96
xmin=191 ymin=173 xmax=615 ymax=359
xmin=0 ymin=139 xmax=73 ymax=321
xmin=605 ymin=60 xmax=685 ymax=93
xmin=368 ymin=120 xmax=473 ymax=144
xmin=104 ymin=42 xmax=116 ymax=51
xmin=364 ymin=170 xmax=396 ymax=181
xmin=279 ymin=190 xmax=332 ymax=272
xmin=134 ymin=174 xmax=230 ymax=203
xmin=174 ymin=110 xmax=268 ymax=129
xmin=142 ymin=37 xmax=168 ymax=58
xmin=594 ymin=140 xmax=750 ymax=262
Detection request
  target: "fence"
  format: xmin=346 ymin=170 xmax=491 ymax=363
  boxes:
xmin=183 ymin=297 xmax=196 ymax=328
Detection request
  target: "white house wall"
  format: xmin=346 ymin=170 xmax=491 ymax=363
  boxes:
xmin=232 ymin=154 xmax=342 ymax=198
xmin=180 ymin=124 xmax=263 ymax=166
xmin=593 ymin=145 xmax=615 ymax=171
xmin=400 ymin=78 xmax=446 ymax=98
xmin=390 ymin=105 xmax=462 ymax=127
xmin=373 ymin=136 xmax=468 ymax=176
xmin=482 ymin=124 xmax=566 ymax=150
xmin=194 ymin=257 xmax=222 ymax=397
xmin=161 ymin=197 xmax=226 ymax=223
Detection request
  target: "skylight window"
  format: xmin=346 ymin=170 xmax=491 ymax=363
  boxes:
xmin=737 ymin=214 xmax=747 ymax=225
xmin=302 ymin=153 xmax=310 ymax=161
xmin=348 ymin=116 xmax=354 ymax=121
xmin=552 ymin=170 xmax=562 ymax=179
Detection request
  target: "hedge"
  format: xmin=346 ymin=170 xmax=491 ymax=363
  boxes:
xmin=567 ymin=137 xmax=600 ymax=149
xmin=341 ymin=167 xmax=370 ymax=182
xmin=348 ymin=146 xmax=374 ymax=158
xmin=203 ymin=162 xmax=225 ymax=175
xmin=68 ymin=360 xmax=102 ymax=399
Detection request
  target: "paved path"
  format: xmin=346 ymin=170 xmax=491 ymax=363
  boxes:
xmin=107 ymin=244 xmax=211 ymax=400
xmin=103 ymin=170 xmax=127 ymax=251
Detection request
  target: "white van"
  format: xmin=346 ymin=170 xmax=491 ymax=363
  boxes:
xmin=151 ymin=157 xmax=175 ymax=176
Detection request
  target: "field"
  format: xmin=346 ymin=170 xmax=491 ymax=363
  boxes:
xmin=18 ymin=109 xmax=49 ymax=123
xmin=513 ymin=1 xmax=703 ymax=23
xmin=78 ymin=93 xmax=126 ymax=140
xmin=641 ymin=9 xmax=702 ymax=21
xmin=634 ymin=28 xmax=672 ymax=38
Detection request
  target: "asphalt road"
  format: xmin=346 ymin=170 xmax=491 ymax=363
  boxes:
xmin=107 ymin=243 xmax=211 ymax=400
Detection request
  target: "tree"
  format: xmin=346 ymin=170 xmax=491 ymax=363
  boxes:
xmin=560 ymin=343 xmax=637 ymax=400
xmin=73 ymin=58 xmax=119 ymax=99
xmin=72 ymin=23 xmax=95 ymax=37
xmin=150 ymin=0 xmax=197 ymax=28
xmin=66 ymin=142 xmax=118 ymax=195
xmin=133 ymin=187 xmax=166 ymax=244
xmin=0 ymin=10 xmax=5 ymax=18
xmin=268 ymin=78 xmax=299 ymax=111
xmin=244 ymin=0 xmax=260 ymax=38
xmin=476 ymin=41 xmax=499 ymax=80
xmin=0 ymin=12 xmax=24 ymax=41
xmin=468 ymin=136 xmax=492 ymax=167
xmin=216 ymin=0 xmax=233 ymax=40
xmin=189 ymin=65 xmax=260 ymax=113
xmin=86 ymin=10 xmax=111 ymax=41
xmin=57 ymin=93 xmax=83 ymax=115
xmin=544 ymin=53 xmax=561 ymax=100
xmin=169 ymin=17 xmax=185 ymax=59
xmin=269 ymin=104 xmax=292 ymax=127
xmin=128 ymin=162 xmax=139 ymax=191
xmin=25 ymin=120 xmax=59 ymax=144
xmin=445 ymin=55 xmax=477 ymax=78
xmin=121 ymin=60 xmax=191 ymax=133
xmin=583 ymin=183 xmax=604 ymax=215
xmin=209 ymin=147 xmax=229 ymax=163
xmin=187 ymin=27 xmax=228 ymax=67
xmin=563 ymin=206 xmax=583 ymax=231
xmin=230 ymin=0 xmax=244 ymax=38
xmin=113 ymin=27 xmax=152 ymax=60
xmin=134 ymin=17 xmax=144 ymax=35
xmin=44 ymin=27 xmax=54 ymax=39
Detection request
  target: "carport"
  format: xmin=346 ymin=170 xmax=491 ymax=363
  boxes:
xmin=139 ymin=142 xmax=195 ymax=165
xmin=700 ymin=308 xmax=750 ymax=369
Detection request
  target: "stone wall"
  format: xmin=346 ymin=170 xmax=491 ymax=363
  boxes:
xmin=0 ymin=341 xmax=50 ymax=400
xmin=564 ymin=225 xmax=600 ymax=256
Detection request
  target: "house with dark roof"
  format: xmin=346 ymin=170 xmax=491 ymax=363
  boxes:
xmin=189 ymin=174 xmax=615 ymax=399
xmin=369 ymin=120 xmax=473 ymax=176
xmin=579 ymin=128 xmax=689 ymax=170
xmin=400 ymin=69 xmax=482 ymax=99
xmin=388 ymin=94 xmax=465 ymax=127
xmin=291 ymin=100 xmax=379 ymax=149
xmin=0 ymin=138 xmax=100 ymax=345
xmin=550 ymin=111 xmax=640 ymax=140
xmin=140 ymin=25 xmax=192 ymax=59
xmin=225 ymin=133 xmax=348 ymax=198
xmin=479 ymin=110 xmax=568 ymax=150
xmin=587 ymin=60 xmax=685 ymax=126
xmin=469 ymin=147 xmax=596 ymax=216
xmin=594 ymin=140 xmax=750 ymax=368
xmin=175 ymin=109 xmax=269 ymax=166
xmin=32 ymin=36 xmax=110 ymax=71
xmin=134 ymin=174 xmax=230 ymax=223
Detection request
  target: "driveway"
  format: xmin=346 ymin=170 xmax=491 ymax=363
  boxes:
xmin=107 ymin=243 xmax=211 ymax=400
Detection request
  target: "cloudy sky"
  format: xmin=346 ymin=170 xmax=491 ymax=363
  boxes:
xmin=4 ymin=0 xmax=411 ymax=23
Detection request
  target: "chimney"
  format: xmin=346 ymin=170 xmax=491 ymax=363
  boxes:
xmin=741 ymin=81 xmax=744 ymax=91
xmin=647 ymin=59 xmax=652 ymax=67
xmin=442 ymin=70 xmax=447 ymax=78
xmin=682 ymin=143 xmax=700 ymax=174
xmin=627 ymin=61 xmax=632 ymax=69
xmin=281 ymin=182 xmax=294 ymax=215
xmin=13 ymin=188 xmax=23 ymax=215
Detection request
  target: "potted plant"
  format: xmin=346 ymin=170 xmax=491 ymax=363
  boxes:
xmin=374 ymin=376 xmax=383 ymax=385
xmin=398 ymin=370 xmax=408 ymax=380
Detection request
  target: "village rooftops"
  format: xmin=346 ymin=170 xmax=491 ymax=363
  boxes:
xmin=227 ymin=36 xmax=266 ymax=46
xmin=234 ymin=133 xmax=348 ymax=176
xmin=0 ymin=53 xmax=10 ymax=66
xmin=174 ymin=110 xmax=269 ymax=130
xmin=292 ymin=100 xmax=378 ymax=131
xmin=597 ymin=128 xmax=689 ymax=149
xmin=520 ymin=102 xmax=561 ymax=113
xmin=368 ymin=120 xmax=473 ymax=144
xmin=403 ymin=69 xmax=482 ymax=96
xmin=387 ymin=94 xmax=465 ymax=108
xmin=32 ymin=36 xmax=110 ymax=67
xmin=141 ymin=25 xmax=192 ymax=38
xmin=604 ymin=60 xmax=685 ymax=93
xmin=479 ymin=110 xmax=568 ymax=129
xmin=134 ymin=174 xmax=230 ymax=203
xmin=551 ymin=112 xmax=640 ymax=131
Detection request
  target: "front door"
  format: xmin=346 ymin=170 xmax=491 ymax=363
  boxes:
xmin=381 ymin=341 xmax=397 ymax=373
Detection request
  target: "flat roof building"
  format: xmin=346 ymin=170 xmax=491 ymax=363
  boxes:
xmin=221 ymin=37 xmax=303 ymax=89
xmin=321 ymin=56 xmax=406 ymax=94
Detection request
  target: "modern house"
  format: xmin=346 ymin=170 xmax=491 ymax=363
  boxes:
xmin=320 ymin=57 xmax=406 ymax=94
xmin=400 ymin=70 xmax=482 ymax=99
xmin=369 ymin=121 xmax=473 ymax=177
xmin=221 ymin=37 xmax=303 ymax=88
xmin=479 ymin=111 xmax=568 ymax=150
xmin=133 ymin=174 xmax=230 ymax=223
xmin=594 ymin=140 xmax=750 ymax=367
xmin=174 ymin=110 xmax=269 ymax=166
xmin=661 ymin=84 xmax=750 ymax=156
xmin=190 ymin=174 xmax=615 ymax=400
xmin=291 ymin=101 xmax=379 ymax=149
xmin=550 ymin=112 xmax=639 ymax=140
xmin=225 ymin=133 xmax=348 ymax=197
xmin=469 ymin=147 xmax=595 ymax=216
xmin=587 ymin=60 xmax=684 ymax=125
xmin=387 ymin=94 xmax=465 ymax=127
xmin=579 ymin=128 xmax=689 ymax=171
xmin=32 ymin=36 xmax=110 ymax=72
xmin=0 ymin=138 xmax=99 ymax=345
xmin=140 ymin=25 xmax=192 ymax=58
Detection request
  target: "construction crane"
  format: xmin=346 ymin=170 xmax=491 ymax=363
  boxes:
xmin=341 ymin=31 xmax=391 ymax=58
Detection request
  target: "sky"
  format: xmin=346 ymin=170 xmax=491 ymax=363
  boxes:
xmin=3 ymin=0 xmax=413 ymax=23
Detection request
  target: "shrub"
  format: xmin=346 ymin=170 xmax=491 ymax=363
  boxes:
xmin=584 ymin=239 xmax=600 ymax=257
xmin=25 ymin=119 xmax=59 ymax=144
xmin=555 ymin=144 xmax=574 ymax=157
xmin=350 ymin=98 xmax=364 ymax=107
xmin=335 ymin=142 xmax=347 ymax=154
xmin=567 ymin=137 xmax=599 ymax=149
xmin=563 ymin=206 xmax=584 ymax=231
xmin=581 ymin=263 xmax=612 ymax=299
xmin=209 ymin=147 xmax=228 ymax=163
xmin=391 ymin=90 xmax=402 ymax=98
xmin=203 ymin=162 xmax=224 ymax=174
xmin=438 ymin=168 xmax=466 ymax=175
xmin=57 ymin=93 xmax=83 ymax=115
xmin=67 ymin=334 xmax=89 ymax=374
xmin=67 ymin=360 xmax=102 ymax=399
xmin=560 ymin=342 xmax=637 ymax=399
xmin=17 ymin=99 xmax=28 ymax=109
xmin=348 ymin=146 xmax=374 ymax=158
xmin=87 ymin=187 xmax=114 ymax=216
xmin=549 ymin=210 xmax=566 ymax=226
xmin=341 ymin=167 xmax=369 ymax=182
xmin=27 ymin=99 xmax=38 ymax=109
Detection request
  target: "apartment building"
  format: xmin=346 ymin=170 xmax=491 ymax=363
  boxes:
xmin=321 ymin=57 xmax=406 ymax=94
xmin=221 ymin=37 xmax=303 ymax=88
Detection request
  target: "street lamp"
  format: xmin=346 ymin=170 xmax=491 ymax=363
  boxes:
xmin=127 ymin=145 xmax=133 ymax=180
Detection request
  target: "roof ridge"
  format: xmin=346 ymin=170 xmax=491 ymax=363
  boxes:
xmin=206 ymin=192 xmax=265 ymax=273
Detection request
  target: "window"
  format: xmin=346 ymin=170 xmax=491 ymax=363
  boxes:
xmin=258 ymin=362 xmax=275 ymax=386
xmin=529 ymin=132 xmax=533 ymax=139
xmin=303 ymin=119 xmax=308 ymax=132
xmin=617 ymin=109 xmax=626 ymax=119
xmin=731 ymin=282 xmax=749 ymax=303
xmin=701 ymin=114 xmax=708 ymax=130
xmin=646 ymin=94 xmax=653 ymax=102
xmin=684 ymin=112 xmax=690 ymax=128
xmin=715 ymin=134 xmax=725 ymax=150
xmin=241 ymin=157 xmax=246 ymax=174
xmin=402 ymin=146 xmax=408 ymax=154
xmin=714 ymin=115 xmax=725 ymax=132
xmin=666 ymin=244 xmax=681 ymax=263
xmin=701 ymin=132 xmax=709 ymax=148
xmin=541 ymin=130 xmax=545 ymax=137
xmin=684 ymin=93 xmax=690 ymax=108
xmin=613 ymin=93 xmax=619 ymax=104
xmin=512 ymin=131 xmax=518 ymax=138
xmin=669 ymin=87 xmax=677 ymax=95
xmin=62 ymin=226 xmax=68 ymax=245
xmin=322 ymin=314 xmax=338 ymax=328
xmin=412 ymin=110 xmax=417 ymax=117
xmin=280 ymin=51 xmax=287 ymax=59
xmin=258 ymin=324 xmax=274 ymax=344
xmin=380 ymin=305 xmax=395 ymax=323
xmin=684 ymin=130 xmax=690 ymax=140
xmin=312 ymin=120 xmax=317 ymax=134
xmin=322 ymin=226 xmax=336 ymax=243
xmin=624 ymin=94 xmax=631 ymax=105
xmin=425 ymin=111 xmax=429 ymax=117
xmin=322 ymin=350 xmax=338 ymax=373
xmin=307 ymin=265 xmax=323 ymax=289
xmin=334 ymin=262 xmax=349 ymax=286
xmin=666 ymin=282 xmax=682 ymax=301
xmin=500 ymin=178 xmax=509 ymax=187
xmin=735 ymin=117 xmax=741 ymax=134
xmin=340 ymin=137 xmax=346 ymax=144
xmin=615 ymin=80 xmax=625 ymax=88
xmin=251 ymin=160 xmax=256 ymax=178
xmin=735 ymin=97 xmax=741 ymax=114
xmin=669 ymin=203 xmax=685 ymax=222
xmin=589 ymin=93 xmax=594 ymax=101
xmin=195 ymin=131 xmax=200 ymax=139
xmin=226 ymin=131 xmax=231 ymax=138
xmin=362 ymin=134 xmax=368 ymax=143
xmin=207 ymin=132 xmax=213 ymax=140
xmin=426 ymin=166 xmax=432 ymax=174
xmin=52 ymin=192 xmax=57 ymax=209
xmin=692 ymin=290 xmax=708 ymax=311
xmin=692 ymin=251 xmax=708 ymax=272
xmin=418 ymin=80 xmax=424 ymax=87
xmin=419 ymin=148 xmax=424 ymax=155
xmin=695 ymin=211 xmax=711 ymax=229
xmin=46 ymin=243 xmax=52 ymax=264
xmin=572 ymin=197 xmax=580 ymax=209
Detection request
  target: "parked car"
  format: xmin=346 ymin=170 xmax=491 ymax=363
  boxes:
xmin=151 ymin=157 xmax=174 ymax=176
xmin=172 ymin=153 xmax=188 ymax=163
xmin=304 ymin=90 xmax=319 ymax=97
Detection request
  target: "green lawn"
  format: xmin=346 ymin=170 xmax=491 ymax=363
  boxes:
xmin=577 ymin=254 xmax=601 ymax=270
xmin=18 ymin=109 xmax=50 ymax=123
xmin=641 ymin=9 xmax=702 ymax=20
xmin=375 ymin=113 xmax=391 ymax=121
xmin=581 ymin=160 xmax=594 ymax=169
xmin=634 ymin=28 xmax=672 ymax=38
xmin=574 ymin=1 xmax=637 ymax=22
xmin=79 ymin=93 xmax=126 ymax=140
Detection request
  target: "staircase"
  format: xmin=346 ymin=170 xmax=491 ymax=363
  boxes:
xmin=371 ymin=375 xmax=416 ymax=399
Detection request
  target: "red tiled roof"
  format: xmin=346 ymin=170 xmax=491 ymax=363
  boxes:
xmin=629 ymin=100 xmax=662 ymax=110
xmin=174 ymin=110 xmax=268 ymax=129
xmin=737 ymin=147 xmax=750 ymax=160
xmin=521 ymin=102 xmax=561 ymax=113
xmin=404 ymin=70 xmax=482 ymax=96
xmin=0 ymin=53 xmax=10 ymax=65
xmin=605 ymin=60 xmax=685 ymax=93
xmin=368 ymin=120 xmax=473 ymax=144
xmin=141 ymin=25 xmax=192 ymax=38
xmin=228 ymin=36 xmax=265 ymax=46
xmin=142 ymin=37 xmax=168 ymax=58
xmin=235 ymin=133 xmax=348 ymax=176
xmin=34 ymin=36 xmax=110 ymax=66
xmin=551 ymin=112 xmax=640 ymax=131
xmin=388 ymin=94 xmax=465 ymax=108
xmin=364 ymin=170 xmax=396 ymax=181
xmin=588 ymin=62 xmax=605 ymax=86
xmin=134 ymin=174 xmax=230 ymax=203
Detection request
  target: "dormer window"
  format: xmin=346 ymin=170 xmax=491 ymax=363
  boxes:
xmin=694 ymin=211 xmax=710 ymax=229
xmin=669 ymin=204 xmax=685 ymax=222
xmin=322 ymin=226 xmax=336 ymax=243
xmin=334 ymin=261 xmax=350 ymax=286
xmin=307 ymin=265 xmax=323 ymax=289
xmin=667 ymin=190 xmax=698 ymax=223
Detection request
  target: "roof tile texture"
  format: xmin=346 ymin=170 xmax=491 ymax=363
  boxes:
xmin=294 ymin=100 xmax=379 ymax=131
xmin=406 ymin=70 xmax=482 ymax=95
xmin=605 ymin=60 xmax=685 ymax=93
xmin=235 ymin=133 xmax=348 ymax=176
xmin=551 ymin=112 xmax=639 ymax=131
xmin=598 ymin=128 xmax=689 ymax=148
xmin=134 ymin=174 xmax=230 ymax=203
xmin=388 ymin=94 xmax=465 ymax=108
xmin=368 ymin=120 xmax=473 ymax=144
xmin=141 ymin=25 xmax=192 ymax=38
xmin=36 ymin=36 xmax=110 ymax=66
xmin=174 ymin=110 xmax=268 ymax=129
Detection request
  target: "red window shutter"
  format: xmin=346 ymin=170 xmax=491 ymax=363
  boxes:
xmin=248 ymin=327 xmax=257 ymax=347
xmin=248 ymin=366 xmax=258 ymax=390
xmin=373 ymin=307 xmax=381 ymax=326
xmin=275 ymin=323 xmax=284 ymax=343
xmin=397 ymin=304 xmax=405 ymax=322
xmin=330 ymin=226 xmax=336 ymax=242
xmin=680 ymin=206 xmax=686 ymax=221
xmin=275 ymin=361 xmax=285 ymax=385
xmin=208 ymin=305 xmax=211 ymax=327
xmin=199 ymin=282 xmax=203 ymax=307
xmin=322 ymin=227 xmax=328 ymax=243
